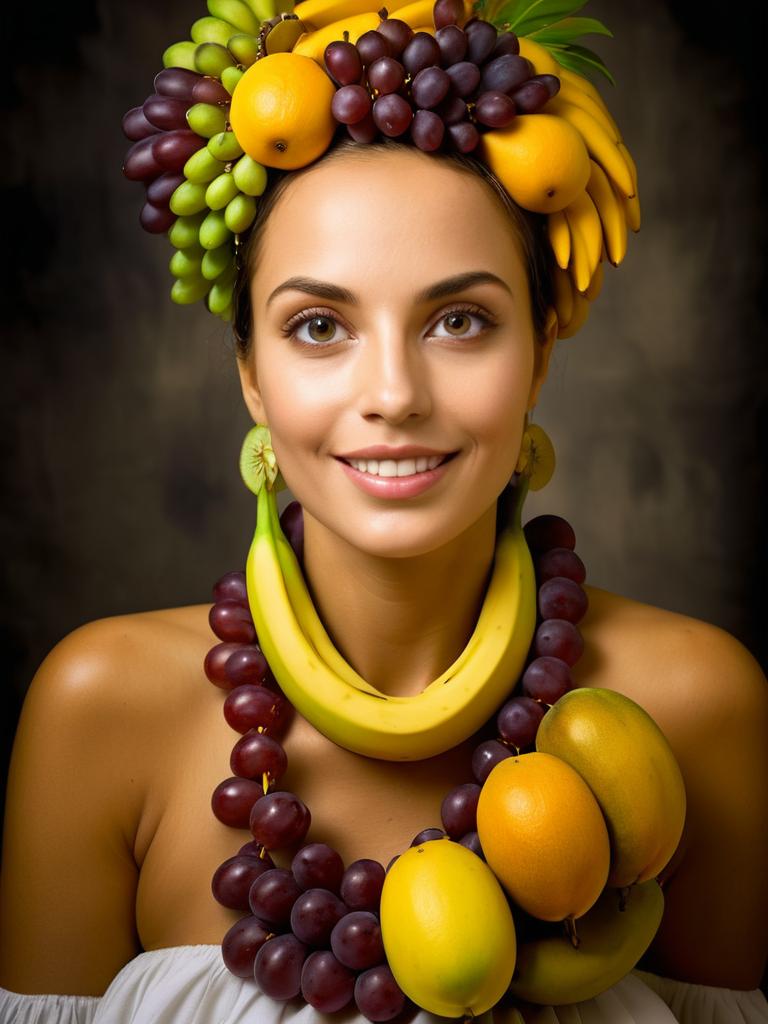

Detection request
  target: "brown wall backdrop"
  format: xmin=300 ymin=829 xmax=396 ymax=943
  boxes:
xmin=2 ymin=0 xmax=767 ymax=811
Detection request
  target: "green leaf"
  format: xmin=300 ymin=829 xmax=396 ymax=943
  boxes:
xmin=528 ymin=16 xmax=612 ymax=45
xmin=500 ymin=0 xmax=588 ymax=32
xmin=549 ymin=43 xmax=616 ymax=86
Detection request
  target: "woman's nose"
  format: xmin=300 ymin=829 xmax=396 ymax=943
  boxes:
xmin=353 ymin=328 xmax=432 ymax=425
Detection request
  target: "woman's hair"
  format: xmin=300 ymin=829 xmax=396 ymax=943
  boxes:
xmin=231 ymin=135 xmax=556 ymax=359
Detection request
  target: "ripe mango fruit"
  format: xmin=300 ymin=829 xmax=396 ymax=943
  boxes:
xmin=476 ymin=752 xmax=610 ymax=921
xmin=536 ymin=687 xmax=686 ymax=887
xmin=508 ymin=878 xmax=664 ymax=1005
xmin=379 ymin=838 xmax=517 ymax=1017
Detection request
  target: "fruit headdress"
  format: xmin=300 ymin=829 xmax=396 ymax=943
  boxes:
xmin=121 ymin=0 xmax=639 ymax=340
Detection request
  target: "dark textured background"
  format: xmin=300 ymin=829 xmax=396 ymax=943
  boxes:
xmin=1 ymin=0 xmax=767 ymax=978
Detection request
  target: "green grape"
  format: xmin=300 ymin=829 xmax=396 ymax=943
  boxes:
xmin=184 ymin=147 xmax=225 ymax=184
xmin=170 ymin=247 xmax=204 ymax=279
xmin=227 ymin=34 xmax=260 ymax=67
xmin=225 ymin=193 xmax=257 ymax=233
xmin=162 ymin=41 xmax=198 ymax=71
xmin=199 ymin=209 xmax=232 ymax=250
xmin=222 ymin=65 xmax=245 ymax=93
xmin=172 ymin=276 xmax=211 ymax=305
xmin=206 ymin=172 xmax=241 ymax=211
xmin=208 ymin=276 xmax=236 ymax=316
xmin=170 ymin=180 xmax=209 ymax=216
xmin=194 ymin=41 xmax=236 ymax=77
xmin=191 ymin=16 xmax=236 ymax=46
xmin=187 ymin=102 xmax=229 ymax=138
xmin=208 ymin=0 xmax=260 ymax=35
xmin=232 ymin=154 xmax=268 ymax=196
xmin=168 ymin=211 xmax=206 ymax=249
xmin=202 ymin=243 xmax=234 ymax=281
xmin=208 ymin=131 xmax=244 ymax=161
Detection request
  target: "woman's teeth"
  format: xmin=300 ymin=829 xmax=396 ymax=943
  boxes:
xmin=346 ymin=455 xmax=446 ymax=477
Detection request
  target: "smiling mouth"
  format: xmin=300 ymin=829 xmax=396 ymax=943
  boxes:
xmin=336 ymin=452 xmax=458 ymax=471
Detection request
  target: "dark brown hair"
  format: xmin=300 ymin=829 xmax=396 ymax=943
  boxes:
xmin=231 ymin=134 xmax=555 ymax=359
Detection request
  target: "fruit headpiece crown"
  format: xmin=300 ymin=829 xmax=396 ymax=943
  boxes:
xmin=121 ymin=0 xmax=639 ymax=340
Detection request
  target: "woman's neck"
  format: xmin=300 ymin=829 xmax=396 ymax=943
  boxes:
xmin=301 ymin=503 xmax=499 ymax=698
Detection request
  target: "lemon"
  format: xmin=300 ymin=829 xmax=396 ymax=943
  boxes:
xmin=229 ymin=52 xmax=336 ymax=170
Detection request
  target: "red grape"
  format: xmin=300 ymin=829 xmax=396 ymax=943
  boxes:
xmin=533 ymin=618 xmax=583 ymax=665
xmin=292 ymin=843 xmax=345 ymax=893
xmin=445 ymin=60 xmax=481 ymax=98
xmin=192 ymin=77 xmax=231 ymax=105
xmin=435 ymin=93 xmax=467 ymax=125
xmin=375 ymin=17 xmax=413 ymax=56
xmin=290 ymin=887 xmax=347 ymax=946
xmin=123 ymin=136 xmax=162 ymax=181
xmin=210 ymin=600 xmax=257 ymax=644
xmin=213 ymin=570 xmax=248 ymax=604
xmin=212 ymin=776 xmax=264 ymax=828
xmin=249 ymin=867 xmax=303 ymax=926
xmin=146 ymin=172 xmax=184 ymax=206
xmin=535 ymin=546 xmax=586 ymax=584
xmin=475 ymin=90 xmax=517 ymax=128
xmin=205 ymin=641 xmax=243 ymax=688
xmin=238 ymin=841 xmax=275 ymax=866
xmin=347 ymin=110 xmax=379 ymax=143
xmin=301 ymin=949 xmax=356 ymax=1012
xmin=440 ymin=782 xmax=481 ymax=838
xmin=491 ymin=31 xmax=520 ymax=58
xmin=278 ymin=501 xmax=304 ymax=560
xmin=432 ymin=0 xmax=464 ymax=29
xmin=538 ymin=577 xmax=588 ymax=624
xmin=447 ymin=120 xmax=480 ymax=152
xmin=458 ymin=830 xmax=485 ymax=858
xmin=122 ymin=106 xmax=160 ymax=141
xmin=496 ymin=695 xmax=546 ymax=748
xmin=340 ymin=859 xmax=385 ymax=911
xmin=465 ymin=18 xmax=498 ymax=64
xmin=411 ymin=65 xmax=451 ymax=108
xmin=154 ymin=67 xmax=201 ymax=101
xmin=332 ymin=84 xmax=372 ymax=125
xmin=410 ymin=827 xmax=445 ymax=845
xmin=401 ymin=32 xmax=441 ymax=75
xmin=212 ymin=854 xmax=273 ymax=911
xmin=221 ymin=915 xmax=271 ymax=978
xmin=231 ymin=730 xmax=288 ymax=782
xmin=521 ymin=655 xmax=573 ymax=704
xmin=250 ymin=790 xmax=311 ymax=849
xmin=140 ymin=201 xmax=176 ymax=234
xmin=153 ymin=129 xmax=206 ymax=172
xmin=354 ymin=966 xmax=407 ymax=1022
xmin=325 ymin=39 xmax=364 ymax=85
xmin=510 ymin=78 xmax=551 ymax=114
xmin=534 ymin=72 xmax=561 ymax=98
xmin=254 ymin=933 xmax=308 ymax=999
xmin=224 ymin=684 xmax=289 ymax=733
xmin=367 ymin=56 xmax=406 ymax=96
xmin=356 ymin=29 xmax=392 ymax=66
xmin=525 ymin=514 xmax=576 ymax=551
xmin=471 ymin=738 xmax=512 ymax=783
xmin=225 ymin=645 xmax=269 ymax=686
xmin=143 ymin=94 xmax=189 ymax=131
xmin=330 ymin=911 xmax=385 ymax=969
xmin=435 ymin=24 xmax=467 ymax=66
xmin=372 ymin=93 xmax=413 ymax=136
xmin=410 ymin=108 xmax=445 ymax=150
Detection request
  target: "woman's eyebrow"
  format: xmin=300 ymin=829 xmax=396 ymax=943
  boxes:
xmin=266 ymin=271 xmax=512 ymax=308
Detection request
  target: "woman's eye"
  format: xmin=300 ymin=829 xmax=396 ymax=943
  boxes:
xmin=293 ymin=314 xmax=350 ymax=346
xmin=432 ymin=310 xmax=489 ymax=339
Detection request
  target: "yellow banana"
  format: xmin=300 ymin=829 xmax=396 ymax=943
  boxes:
xmin=293 ymin=0 xmax=397 ymax=29
xmin=563 ymin=190 xmax=602 ymax=283
xmin=292 ymin=11 xmax=380 ymax=58
xmin=271 ymin=507 xmax=385 ymax=698
xmin=585 ymin=259 xmax=604 ymax=302
xmin=558 ymin=67 xmax=622 ymax=141
xmin=562 ymin=203 xmax=592 ymax=294
xmin=392 ymin=0 xmax=436 ymax=25
xmin=585 ymin=158 xmax=627 ymax=267
xmin=557 ymin=79 xmax=619 ymax=144
xmin=552 ymin=264 xmax=574 ymax=328
xmin=557 ymin=287 xmax=590 ymax=340
xmin=517 ymin=37 xmax=560 ymax=76
xmin=546 ymin=97 xmax=634 ymax=199
xmin=245 ymin=480 xmax=537 ymax=761
xmin=547 ymin=210 xmax=570 ymax=270
xmin=536 ymin=688 xmax=686 ymax=888
xmin=508 ymin=880 xmax=664 ymax=1005
xmin=617 ymin=141 xmax=641 ymax=230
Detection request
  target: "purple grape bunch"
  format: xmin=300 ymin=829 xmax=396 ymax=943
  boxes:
xmin=324 ymin=0 xmax=560 ymax=153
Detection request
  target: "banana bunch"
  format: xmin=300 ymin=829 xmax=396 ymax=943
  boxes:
xmin=243 ymin=442 xmax=538 ymax=761
xmin=513 ymin=38 xmax=640 ymax=341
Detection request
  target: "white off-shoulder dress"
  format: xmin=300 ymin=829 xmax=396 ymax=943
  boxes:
xmin=1 ymin=946 xmax=767 ymax=1024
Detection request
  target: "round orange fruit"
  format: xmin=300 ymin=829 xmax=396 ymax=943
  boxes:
xmin=229 ymin=53 xmax=336 ymax=170
xmin=476 ymin=751 xmax=610 ymax=921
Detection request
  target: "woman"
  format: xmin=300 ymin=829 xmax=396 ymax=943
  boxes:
xmin=1 ymin=3 xmax=767 ymax=1022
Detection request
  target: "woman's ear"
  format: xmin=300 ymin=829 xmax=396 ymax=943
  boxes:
xmin=236 ymin=352 xmax=268 ymax=425
xmin=527 ymin=306 xmax=558 ymax=412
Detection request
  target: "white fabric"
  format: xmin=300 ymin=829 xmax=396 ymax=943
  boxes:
xmin=1 ymin=945 xmax=766 ymax=1024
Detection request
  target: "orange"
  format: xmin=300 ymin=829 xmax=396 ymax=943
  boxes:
xmin=476 ymin=751 xmax=610 ymax=921
xmin=229 ymin=53 xmax=336 ymax=170
xmin=478 ymin=114 xmax=591 ymax=214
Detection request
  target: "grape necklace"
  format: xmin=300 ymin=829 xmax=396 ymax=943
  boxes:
xmin=205 ymin=496 xmax=588 ymax=1021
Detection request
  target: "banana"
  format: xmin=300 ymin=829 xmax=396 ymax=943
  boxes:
xmin=562 ymin=198 xmax=593 ymax=293
xmin=546 ymin=97 xmax=635 ymax=200
xmin=270 ymin=503 xmax=386 ymax=698
xmin=292 ymin=12 xmax=381 ymax=59
xmin=552 ymin=265 xmax=574 ymax=328
xmin=517 ymin=37 xmax=560 ymax=77
xmin=557 ymin=287 xmax=590 ymax=340
xmin=391 ymin=0 xmax=435 ymax=26
xmin=547 ymin=210 xmax=570 ymax=270
xmin=207 ymin=0 xmax=261 ymax=35
xmin=585 ymin=158 xmax=627 ymax=267
xmin=557 ymin=67 xmax=622 ymax=142
xmin=508 ymin=880 xmax=664 ymax=1005
xmin=617 ymin=142 xmax=641 ymax=230
xmin=294 ymin=0 xmax=411 ymax=29
xmin=585 ymin=259 xmax=604 ymax=303
xmin=536 ymin=688 xmax=686 ymax=888
xmin=244 ymin=479 xmax=537 ymax=761
xmin=556 ymin=79 xmax=619 ymax=145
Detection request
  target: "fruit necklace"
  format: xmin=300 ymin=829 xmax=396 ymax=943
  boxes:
xmin=203 ymin=428 xmax=611 ymax=1022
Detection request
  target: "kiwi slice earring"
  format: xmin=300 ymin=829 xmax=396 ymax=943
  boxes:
xmin=515 ymin=413 xmax=556 ymax=491
xmin=240 ymin=424 xmax=287 ymax=495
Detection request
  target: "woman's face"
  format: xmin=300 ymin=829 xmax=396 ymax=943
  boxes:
xmin=238 ymin=147 xmax=557 ymax=558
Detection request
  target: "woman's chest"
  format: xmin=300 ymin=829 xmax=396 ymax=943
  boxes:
xmin=134 ymin=694 xmax=482 ymax=952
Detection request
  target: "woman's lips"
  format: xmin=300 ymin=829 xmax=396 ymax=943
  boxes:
xmin=336 ymin=452 xmax=458 ymax=499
